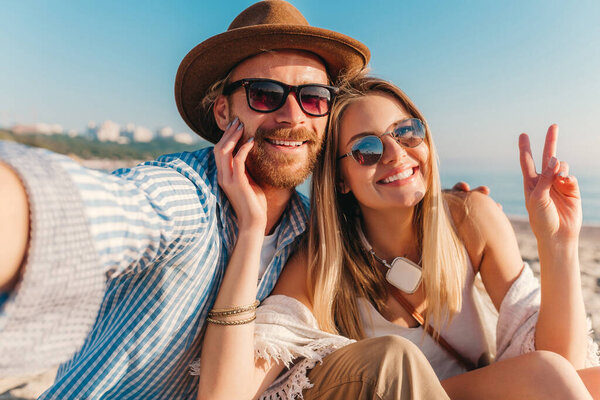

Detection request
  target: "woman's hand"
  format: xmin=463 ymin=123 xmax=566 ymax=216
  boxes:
xmin=214 ymin=117 xmax=267 ymax=232
xmin=519 ymin=124 xmax=582 ymax=244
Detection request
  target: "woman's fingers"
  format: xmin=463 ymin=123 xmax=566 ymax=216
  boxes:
xmin=232 ymin=138 xmax=254 ymax=182
xmin=554 ymin=164 xmax=581 ymax=199
xmin=532 ymin=156 xmax=560 ymax=200
xmin=220 ymin=119 xmax=244 ymax=156
xmin=558 ymin=160 xmax=570 ymax=178
xmin=518 ymin=133 xmax=537 ymax=190
xmin=215 ymin=118 xmax=243 ymax=184
xmin=541 ymin=124 xmax=558 ymax=171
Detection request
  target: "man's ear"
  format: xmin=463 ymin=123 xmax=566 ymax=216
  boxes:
xmin=213 ymin=95 xmax=230 ymax=131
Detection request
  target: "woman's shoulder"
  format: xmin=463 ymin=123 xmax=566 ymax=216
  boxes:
xmin=445 ymin=191 xmax=507 ymax=233
xmin=271 ymin=246 xmax=312 ymax=310
xmin=444 ymin=191 xmax=510 ymax=270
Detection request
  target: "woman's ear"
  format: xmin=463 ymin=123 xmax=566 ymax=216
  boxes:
xmin=337 ymin=178 xmax=350 ymax=194
xmin=213 ymin=95 xmax=230 ymax=131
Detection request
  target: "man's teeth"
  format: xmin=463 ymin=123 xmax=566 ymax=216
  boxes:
xmin=269 ymin=139 xmax=304 ymax=147
xmin=381 ymin=169 xmax=413 ymax=183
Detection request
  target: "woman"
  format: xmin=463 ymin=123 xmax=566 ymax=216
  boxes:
xmin=195 ymin=75 xmax=600 ymax=399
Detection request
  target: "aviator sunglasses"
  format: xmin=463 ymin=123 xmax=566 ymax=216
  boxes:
xmin=338 ymin=118 xmax=426 ymax=166
xmin=222 ymin=78 xmax=339 ymax=117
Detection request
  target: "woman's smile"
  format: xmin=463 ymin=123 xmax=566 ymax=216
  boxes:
xmin=378 ymin=166 xmax=419 ymax=185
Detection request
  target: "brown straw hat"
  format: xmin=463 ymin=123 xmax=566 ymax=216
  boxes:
xmin=174 ymin=0 xmax=370 ymax=143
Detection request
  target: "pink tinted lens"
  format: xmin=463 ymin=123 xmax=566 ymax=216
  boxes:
xmin=248 ymin=81 xmax=285 ymax=111
xmin=299 ymin=86 xmax=331 ymax=115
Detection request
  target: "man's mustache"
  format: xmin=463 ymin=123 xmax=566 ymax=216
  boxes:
xmin=254 ymin=127 xmax=318 ymax=143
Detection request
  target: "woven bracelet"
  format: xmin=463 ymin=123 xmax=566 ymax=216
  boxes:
xmin=206 ymin=314 xmax=257 ymax=326
xmin=208 ymin=300 xmax=260 ymax=317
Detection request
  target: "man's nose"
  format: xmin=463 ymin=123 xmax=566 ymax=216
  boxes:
xmin=274 ymin=92 xmax=307 ymax=126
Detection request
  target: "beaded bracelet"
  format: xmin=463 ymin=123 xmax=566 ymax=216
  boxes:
xmin=206 ymin=314 xmax=257 ymax=325
xmin=208 ymin=300 xmax=260 ymax=317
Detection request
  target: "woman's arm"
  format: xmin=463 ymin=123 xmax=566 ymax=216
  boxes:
xmin=446 ymin=190 xmax=523 ymax=311
xmin=453 ymin=125 xmax=587 ymax=369
xmin=517 ymin=125 xmax=587 ymax=368
xmin=197 ymin=119 xmax=285 ymax=400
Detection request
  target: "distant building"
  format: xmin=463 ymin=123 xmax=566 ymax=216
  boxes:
xmin=95 ymin=120 xmax=121 ymax=142
xmin=12 ymin=123 xmax=63 ymax=135
xmin=133 ymin=126 xmax=153 ymax=143
xmin=158 ymin=126 xmax=174 ymax=138
xmin=174 ymin=132 xmax=194 ymax=145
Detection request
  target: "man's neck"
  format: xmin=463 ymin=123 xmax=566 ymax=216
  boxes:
xmin=262 ymin=186 xmax=295 ymax=235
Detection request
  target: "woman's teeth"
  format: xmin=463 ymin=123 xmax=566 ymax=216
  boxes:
xmin=268 ymin=139 xmax=304 ymax=147
xmin=381 ymin=168 xmax=414 ymax=183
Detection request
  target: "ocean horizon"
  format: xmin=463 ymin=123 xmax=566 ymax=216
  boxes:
xmin=297 ymin=169 xmax=600 ymax=225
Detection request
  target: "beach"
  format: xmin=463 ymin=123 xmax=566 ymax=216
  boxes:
xmin=2 ymin=218 xmax=600 ymax=399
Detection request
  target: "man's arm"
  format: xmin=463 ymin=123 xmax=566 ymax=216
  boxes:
xmin=0 ymin=162 xmax=29 ymax=292
xmin=0 ymin=141 xmax=207 ymax=376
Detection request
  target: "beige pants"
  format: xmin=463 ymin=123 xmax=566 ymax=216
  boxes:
xmin=302 ymin=336 xmax=450 ymax=400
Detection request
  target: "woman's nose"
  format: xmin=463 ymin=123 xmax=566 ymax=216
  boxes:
xmin=380 ymin=134 xmax=407 ymax=164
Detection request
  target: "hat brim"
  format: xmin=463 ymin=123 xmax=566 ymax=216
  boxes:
xmin=175 ymin=24 xmax=370 ymax=143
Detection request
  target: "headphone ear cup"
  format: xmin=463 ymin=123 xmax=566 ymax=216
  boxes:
xmin=386 ymin=257 xmax=422 ymax=294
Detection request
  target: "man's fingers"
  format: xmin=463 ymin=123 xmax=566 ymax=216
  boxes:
xmin=452 ymin=182 xmax=470 ymax=192
xmin=450 ymin=182 xmax=489 ymax=195
xmin=541 ymin=124 xmax=558 ymax=171
xmin=471 ymin=185 xmax=490 ymax=195
xmin=518 ymin=133 xmax=537 ymax=187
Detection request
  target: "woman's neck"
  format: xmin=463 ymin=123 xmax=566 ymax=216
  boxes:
xmin=360 ymin=206 xmax=420 ymax=263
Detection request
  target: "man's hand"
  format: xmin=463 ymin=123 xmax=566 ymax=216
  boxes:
xmin=0 ymin=162 xmax=29 ymax=292
xmin=451 ymin=182 xmax=490 ymax=196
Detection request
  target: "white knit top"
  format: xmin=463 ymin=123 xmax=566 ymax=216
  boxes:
xmin=358 ymin=261 xmax=489 ymax=380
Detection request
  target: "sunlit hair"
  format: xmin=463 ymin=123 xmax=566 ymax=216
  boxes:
xmin=199 ymin=69 xmax=234 ymax=141
xmin=307 ymin=74 xmax=467 ymax=339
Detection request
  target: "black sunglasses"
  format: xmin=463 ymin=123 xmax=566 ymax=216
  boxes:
xmin=222 ymin=78 xmax=339 ymax=117
xmin=338 ymin=118 xmax=426 ymax=166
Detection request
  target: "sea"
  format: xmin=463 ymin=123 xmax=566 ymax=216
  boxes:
xmin=297 ymin=169 xmax=600 ymax=225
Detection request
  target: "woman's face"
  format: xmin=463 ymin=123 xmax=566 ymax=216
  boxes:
xmin=337 ymin=93 xmax=430 ymax=212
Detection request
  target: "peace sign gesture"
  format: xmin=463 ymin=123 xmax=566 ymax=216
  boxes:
xmin=519 ymin=124 xmax=582 ymax=244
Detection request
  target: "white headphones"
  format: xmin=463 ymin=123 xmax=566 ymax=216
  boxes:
xmin=357 ymin=226 xmax=422 ymax=294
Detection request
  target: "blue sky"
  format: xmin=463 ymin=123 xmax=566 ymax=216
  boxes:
xmin=1 ymin=1 xmax=599 ymax=171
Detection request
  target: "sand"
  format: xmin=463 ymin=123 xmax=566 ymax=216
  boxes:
xmin=2 ymin=218 xmax=599 ymax=399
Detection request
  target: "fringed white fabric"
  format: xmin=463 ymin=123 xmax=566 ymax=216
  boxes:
xmin=190 ymin=295 xmax=354 ymax=400
xmin=190 ymin=264 xmax=600 ymax=398
xmin=255 ymin=295 xmax=355 ymax=400
xmin=496 ymin=263 xmax=599 ymax=366
xmin=585 ymin=320 xmax=600 ymax=368
xmin=496 ymin=263 xmax=540 ymax=360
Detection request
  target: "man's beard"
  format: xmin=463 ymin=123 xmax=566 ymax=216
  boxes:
xmin=245 ymin=126 xmax=323 ymax=189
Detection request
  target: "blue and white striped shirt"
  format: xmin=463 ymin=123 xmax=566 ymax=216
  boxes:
xmin=0 ymin=141 xmax=309 ymax=399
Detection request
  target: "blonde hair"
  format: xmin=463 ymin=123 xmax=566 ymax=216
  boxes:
xmin=307 ymin=75 xmax=467 ymax=339
xmin=197 ymin=69 xmax=234 ymax=141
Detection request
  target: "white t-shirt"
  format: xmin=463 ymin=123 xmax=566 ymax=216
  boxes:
xmin=258 ymin=223 xmax=281 ymax=283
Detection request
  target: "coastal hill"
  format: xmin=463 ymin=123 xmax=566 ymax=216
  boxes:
xmin=0 ymin=128 xmax=208 ymax=161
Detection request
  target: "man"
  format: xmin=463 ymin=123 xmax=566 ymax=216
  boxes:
xmin=0 ymin=1 xmax=454 ymax=399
